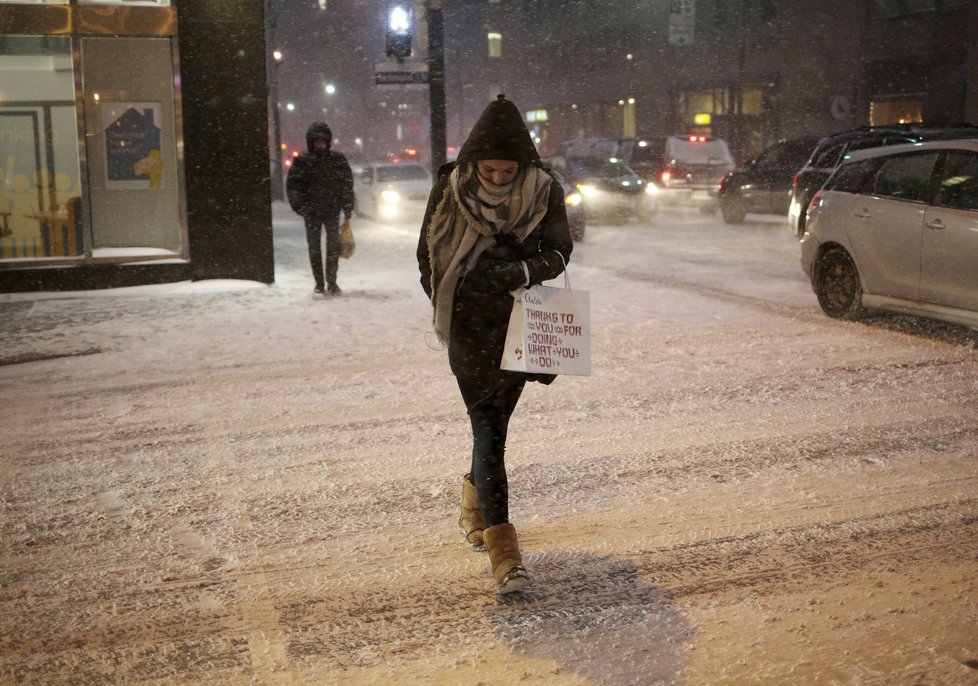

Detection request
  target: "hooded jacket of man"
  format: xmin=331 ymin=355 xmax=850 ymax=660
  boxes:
xmin=417 ymin=95 xmax=573 ymax=387
xmin=286 ymin=122 xmax=355 ymax=219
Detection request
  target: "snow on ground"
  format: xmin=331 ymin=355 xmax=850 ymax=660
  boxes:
xmin=1 ymin=203 xmax=977 ymax=685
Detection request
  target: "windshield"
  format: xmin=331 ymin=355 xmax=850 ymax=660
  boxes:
xmin=567 ymin=158 xmax=632 ymax=177
xmin=623 ymin=139 xmax=667 ymax=166
xmin=375 ymin=165 xmax=429 ymax=183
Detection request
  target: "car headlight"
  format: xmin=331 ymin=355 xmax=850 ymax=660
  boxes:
xmin=644 ymin=183 xmax=658 ymax=196
xmin=565 ymin=191 xmax=583 ymax=207
xmin=577 ymin=183 xmax=598 ymax=198
xmin=380 ymin=189 xmax=401 ymax=204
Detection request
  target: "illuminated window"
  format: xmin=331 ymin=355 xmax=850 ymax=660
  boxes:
xmin=869 ymin=100 xmax=923 ymax=125
xmin=487 ymin=31 xmax=502 ymax=58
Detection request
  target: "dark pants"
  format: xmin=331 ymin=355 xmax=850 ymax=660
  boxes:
xmin=303 ymin=214 xmax=340 ymax=289
xmin=456 ymin=377 xmax=526 ymax=528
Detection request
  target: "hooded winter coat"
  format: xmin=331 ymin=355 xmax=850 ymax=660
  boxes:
xmin=286 ymin=122 xmax=355 ymax=219
xmin=417 ymin=96 xmax=573 ymax=387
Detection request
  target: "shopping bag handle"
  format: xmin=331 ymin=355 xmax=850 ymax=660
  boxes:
xmin=550 ymin=249 xmax=571 ymax=290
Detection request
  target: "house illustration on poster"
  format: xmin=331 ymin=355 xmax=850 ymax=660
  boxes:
xmin=104 ymin=105 xmax=162 ymax=189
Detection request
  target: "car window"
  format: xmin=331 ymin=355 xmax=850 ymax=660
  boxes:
xmin=935 ymin=151 xmax=978 ymax=211
xmin=811 ymin=141 xmax=847 ymax=169
xmin=567 ymin=157 xmax=630 ymax=177
xmin=824 ymin=158 xmax=882 ymax=194
xmin=870 ymin=153 xmax=939 ymax=203
xmin=627 ymin=139 xmax=667 ymax=165
xmin=846 ymin=137 xmax=888 ymax=154
xmin=757 ymin=138 xmax=819 ymax=168
xmin=667 ymin=138 xmax=733 ymax=165
xmin=375 ymin=164 xmax=429 ymax=183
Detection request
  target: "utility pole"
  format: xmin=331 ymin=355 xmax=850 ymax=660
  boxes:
xmin=426 ymin=0 xmax=446 ymax=172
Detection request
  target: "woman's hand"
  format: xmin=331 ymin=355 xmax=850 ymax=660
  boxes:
xmin=483 ymin=260 xmax=527 ymax=292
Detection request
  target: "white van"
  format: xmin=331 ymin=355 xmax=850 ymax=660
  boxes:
xmin=618 ymin=135 xmax=735 ymax=212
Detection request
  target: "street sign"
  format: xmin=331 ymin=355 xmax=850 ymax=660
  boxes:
xmin=375 ymin=61 xmax=428 ymax=87
xmin=668 ymin=0 xmax=695 ymax=46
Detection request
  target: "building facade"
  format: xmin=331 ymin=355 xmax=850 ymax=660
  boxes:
xmin=0 ymin=0 xmax=272 ymax=292
xmin=441 ymin=0 xmax=978 ymax=163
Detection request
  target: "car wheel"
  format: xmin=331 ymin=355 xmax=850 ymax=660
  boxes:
xmin=719 ymin=198 xmax=746 ymax=224
xmin=813 ymin=248 xmax=864 ymax=320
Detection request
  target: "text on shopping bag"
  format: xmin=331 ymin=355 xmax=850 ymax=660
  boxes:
xmin=501 ymin=284 xmax=591 ymax=376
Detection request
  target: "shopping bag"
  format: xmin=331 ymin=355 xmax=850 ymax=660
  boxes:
xmin=339 ymin=219 xmax=355 ymax=259
xmin=500 ymin=269 xmax=591 ymax=376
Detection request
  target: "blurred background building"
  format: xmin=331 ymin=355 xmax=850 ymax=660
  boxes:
xmin=274 ymin=0 xmax=977 ymax=165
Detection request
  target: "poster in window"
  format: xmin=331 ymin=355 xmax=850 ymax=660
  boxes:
xmin=102 ymin=103 xmax=164 ymax=190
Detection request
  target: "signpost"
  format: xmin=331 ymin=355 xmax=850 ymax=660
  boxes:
xmin=374 ymin=61 xmax=429 ymax=87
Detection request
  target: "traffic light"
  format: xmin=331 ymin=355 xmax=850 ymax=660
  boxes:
xmin=386 ymin=4 xmax=413 ymax=59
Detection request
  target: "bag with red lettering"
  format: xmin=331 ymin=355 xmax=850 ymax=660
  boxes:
xmin=500 ymin=267 xmax=591 ymax=376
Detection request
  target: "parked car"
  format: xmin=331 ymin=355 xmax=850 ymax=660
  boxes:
xmin=543 ymin=163 xmax=586 ymax=241
xmin=717 ymin=135 xmax=822 ymax=224
xmin=548 ymin=155 xmax=653 ymax=222
xmin=788 ymin=123 xmax=978 ymax=237
xmin=800 ymin=139 xmax=978 ymax=329
xmin=353 ymin=161 xmax=431 ymax=221
xmin=617 ymin=134 xmax=735 ymax=213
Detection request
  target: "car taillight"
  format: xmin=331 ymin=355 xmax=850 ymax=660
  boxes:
xmin=791 ymin=172 xmax=800 ymax=189
xmin=807 ymin=190 xmax=824 ymax=213
xmin=660 ymin=169 xmax=672 ymax=185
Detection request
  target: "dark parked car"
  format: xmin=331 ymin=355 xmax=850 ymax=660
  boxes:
xmin=717 ymin=135 xmax=822 ymax=224
xmin=788 ymin=123 xmax=978 ymax=237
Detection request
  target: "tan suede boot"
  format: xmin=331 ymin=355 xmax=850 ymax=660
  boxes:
xmin=458 ymin=474 xmax=486 ymax=551
xmin=483 ymin=522 xmax=529 ymax=594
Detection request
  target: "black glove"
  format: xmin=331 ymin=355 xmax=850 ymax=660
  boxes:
xmin=484 ymin=260 xmax=527 ymax=292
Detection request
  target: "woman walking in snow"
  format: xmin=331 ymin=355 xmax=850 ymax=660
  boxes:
xmin=417 ymin=95 xmax=573 ymax=594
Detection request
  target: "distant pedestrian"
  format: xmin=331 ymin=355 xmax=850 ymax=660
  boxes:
xmin=287 ymin=122 xmax=355 ymax=295
xmin=417 ymin=95 xmax=573 ymax=594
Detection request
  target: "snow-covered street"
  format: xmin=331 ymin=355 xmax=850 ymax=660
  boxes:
xmin=2 ymin=203 xmax=977 ymax=685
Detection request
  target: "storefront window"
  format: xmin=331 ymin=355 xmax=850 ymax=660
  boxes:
xmin=0 ymin=35 xmax=82 ymax=260
xmin=81 ymin=37 xmax=184 ymax=257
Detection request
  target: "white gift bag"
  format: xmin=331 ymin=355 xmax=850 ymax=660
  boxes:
xmin=500 ymin=267 xmax=591 ymax=376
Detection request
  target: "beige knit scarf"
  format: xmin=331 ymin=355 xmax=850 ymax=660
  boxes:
xmin=426 ymin=163 xmax=552 ymax=344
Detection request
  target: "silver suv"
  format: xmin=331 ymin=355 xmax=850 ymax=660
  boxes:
xmin=800 ymin=139 xmax=978 ymax=328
